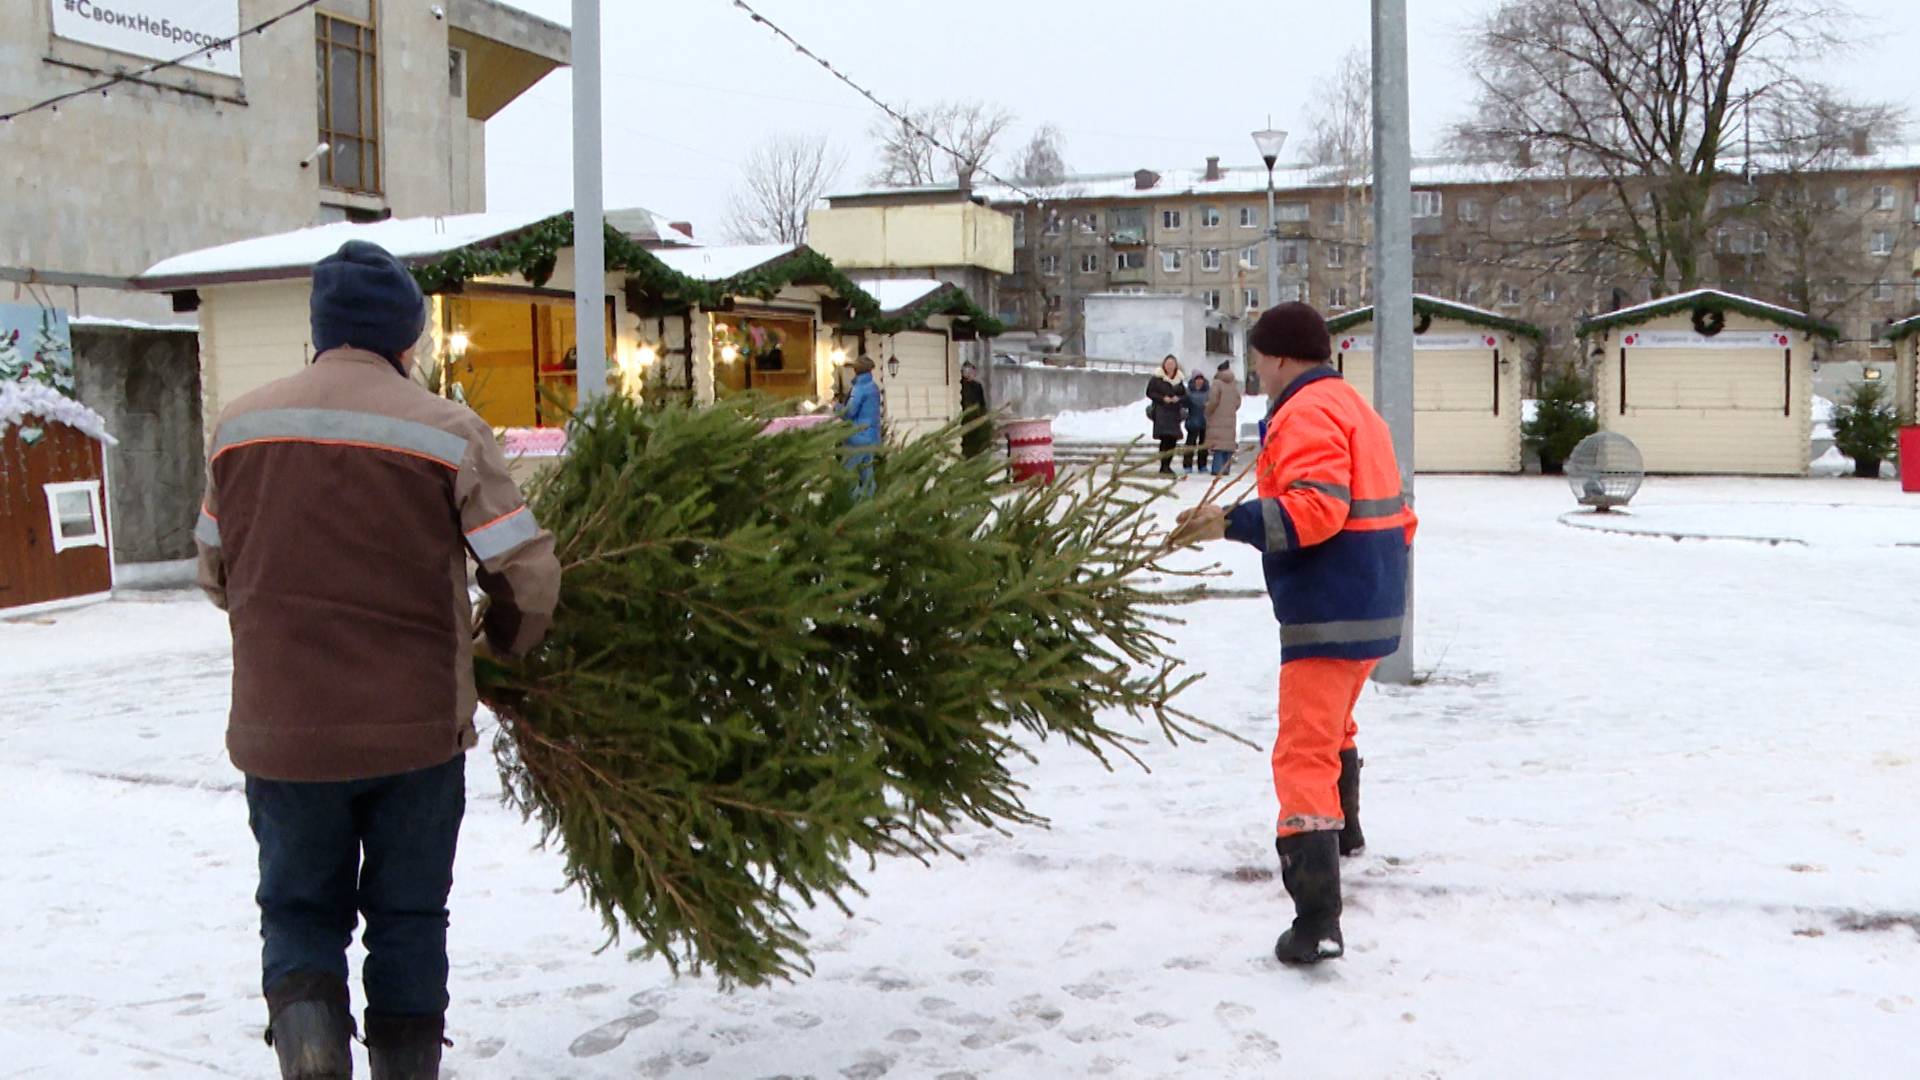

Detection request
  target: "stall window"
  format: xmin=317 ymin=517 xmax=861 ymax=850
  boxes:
xmin=441 ymin=293 xmax=615 ymax=428
xmin=44 ymin=481 xmax=106 ymax=553
xmin=713 ymin=313 xmax=819 ymax=402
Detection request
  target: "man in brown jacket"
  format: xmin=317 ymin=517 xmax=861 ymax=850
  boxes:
xmin=196 ymin=240 xmax=560 ymax=1079
xmin=1202 ymin=359 xmax=1245 ymax=475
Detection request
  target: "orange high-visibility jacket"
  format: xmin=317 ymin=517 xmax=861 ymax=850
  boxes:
xmin=1224 ymin=366 xmax=1416 ymax=662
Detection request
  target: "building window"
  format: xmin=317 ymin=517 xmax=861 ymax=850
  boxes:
xmin=1079 ymin=252 xmax=1101 ymax=273
xmin=1326 ymin=243 xmax=1345 ymax=269
xmin=1012 ymin=212 xmax=1026 ymax=248
xmin=1276 ymin=282 xmax=1306 ymax=304
xmin=316 ymin=9 xmax=381 ymax=195
xmin=1329 ymin=201 xmax=1347 ymax=226
xmin=1114 ymin=251 xmax=1146 ymax=271
xmin=1046 ymin=294 xmax=1063 ymax=313
xmin=1832 ymin=186 xmax=1850 ymax=209
xmin=1874 ymin=280 xmax=1895 ymax=302
xmin=1459 ymin=282 xmax=1482 ymax=305
xmin=1243 ymin=288 xmax=1259 ymax=313
xmin=1329 ymin=285 xmax=1350 ymax=308
xmin=1161 ymin=209 xmax=1183 ymax=229
xmin=1543 ymin=282 xmax=1561 ymax=304
xmin=1459 ymin=199 xmax=1481 ymax=223
xmin=1043 ymin=212 xmax=1062 ymax=236
xmin=1276 ymin=202 xmax=1309 ymax=222
xmin=1108 ymin=207 xmax=1148 ymax=243
xmin=1872 ymin=185 xmax=1895 ymax=211
xmin=1238 ymin=206 xmax=1260 ymax=229
xmin=1498 ymin=196 xmax=1524 ymax=222
xmin=1162 ymin=249 xmax=1183 ymax=272
xmin=1202 ymin=289 xmax=1222 ymax=311
xmin=1078 ymin=211 xmax=1099 ymax=234
xmin=1277 ymin=240 xmax=1303 ymax=266
xmin=1201 ymin=206 xmax=1222 ymax=228
xmin=1869 ymin=230 xmax=1894 ymax=256
xmin=44 ymin=480 xmax=107 ymax=553
xmin=1542 ymin=195 xmax=1566 ymax=218
xmin=1411 ymin=191 xmax=1443 ymax=218
xmin=1201 ymin=248 xmax=1222 ymax=272
xmin=1040 ymin=254 xmax=1060 ymax=275
xmin=1499 ymin=283 xmax=1522 ymax=307
xmin=1820 ymin=280 xmax=1843 ymax=303
xmin=1240 ymin=247 xmax=1259 ymax=270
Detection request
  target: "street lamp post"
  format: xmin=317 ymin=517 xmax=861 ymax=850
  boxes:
xmin=1251 ymin=127 xmax=1287 ymax=395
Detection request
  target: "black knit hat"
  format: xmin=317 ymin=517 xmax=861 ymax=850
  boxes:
xmin=310 ymin=240 xmax=427 ymax=361
xmin=1248 ymin=301 xmax=1331 ymax=362
xmin=1216 ymin=359 xmax=1232 ymax=372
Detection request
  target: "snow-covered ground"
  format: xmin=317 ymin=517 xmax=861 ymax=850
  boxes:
xmin=1052 ymin=396 xmax=1269 ymax=443
xmin=5 ymin=477 xmax=1920 ymax=1078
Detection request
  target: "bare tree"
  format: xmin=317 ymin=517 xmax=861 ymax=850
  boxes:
xmin=868 ymin=100 xmax=1016 ymax=188
xmin=724 ymin=133 xmax=846 ymax=245
xmin=1011 ymin=124 xmax=1069 ymax=189
xmin=1303 ymin=48 xmax=1372 ymax=183
xmin=1454 ymin=0 xmax=1894 ymax=294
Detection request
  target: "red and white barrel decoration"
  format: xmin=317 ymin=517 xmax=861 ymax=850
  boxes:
xmin=1002 ymin=417 xmax=1057 ymax=484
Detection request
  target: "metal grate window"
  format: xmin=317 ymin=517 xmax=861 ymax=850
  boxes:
xmin=316 ymin=9 xmax=381 ymax=195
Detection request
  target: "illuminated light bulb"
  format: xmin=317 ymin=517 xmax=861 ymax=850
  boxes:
xmin=447 ymin=331 xmax=471 ymax=355
xmin=638 ymin=344 xmax=659 ymax=367
xmin=721 ymin=345 xmax=739 ymax=364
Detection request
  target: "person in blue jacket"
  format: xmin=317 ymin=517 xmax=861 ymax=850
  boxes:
xmin=839 ymin=355 xmax=882 ymax=493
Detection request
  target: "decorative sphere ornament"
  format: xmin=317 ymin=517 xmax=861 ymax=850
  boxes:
xmin=1565 ymin=432 xmax=1644 ymax=511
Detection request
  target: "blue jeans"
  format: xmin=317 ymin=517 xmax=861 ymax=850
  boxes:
xmin=1209 ymin=450 xmax=1235 ymax=475
xmin=246 ymin=755 xmax=466 ymax=1018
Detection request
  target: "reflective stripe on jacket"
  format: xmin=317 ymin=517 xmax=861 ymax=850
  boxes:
xmin=1224 ymin=366 xmax=1416 ymax=662
xmin=196 ymin=348 xmax=561 ymax=782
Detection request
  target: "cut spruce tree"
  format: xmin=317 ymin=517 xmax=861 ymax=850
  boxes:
xmin=477 ymin=393 xmax=1219 ymax=986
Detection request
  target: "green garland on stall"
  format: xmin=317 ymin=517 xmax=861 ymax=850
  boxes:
xmin=847 ymin=286 xmax=1006 ymax=337
xmin=408 ymin=215 xmax=1001 ymax=337
xmin=1576 ymin=289 xmax=1839 ymax=341
xmin=1325 ymin=296 xmax=1544 ymax=340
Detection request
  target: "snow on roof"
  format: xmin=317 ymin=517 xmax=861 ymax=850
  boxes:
xmin=1 ymin=381 xmax=116 ymax=445
xmin=136 ymin=208 xmax=565 ymax=285
xmin=650 ymin=244 xmax=798 ymax=282
xmin=1328 ymin=293 xmax=1544 ymax=338
xmin=858 ymin=279 xmax=945 ymax=314
xmin=962 ymin=144 xmax=1920 ymax=205
xmin=69 ymin=315 xmax=197 ymax=333
xmin=1599 ymin=288 xmax=1813 ymax=325
xmin=1886 ymin=313 xmax=1920 ymax=342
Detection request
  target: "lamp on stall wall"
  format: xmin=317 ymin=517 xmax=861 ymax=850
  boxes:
xmin=886 ymin=356 xmax=900 ymax=379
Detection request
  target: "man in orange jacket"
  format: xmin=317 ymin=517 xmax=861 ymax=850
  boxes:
xmin=1175 ymin=302 xmax=1415 ymax=965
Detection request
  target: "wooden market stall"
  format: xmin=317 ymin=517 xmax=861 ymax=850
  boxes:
xmin=1326 ymin=295 xmax=1537 ymax=473
xmin=135 ymin=211 xmax=1000 ymax=445
xmin=1 ymin=381 xmax=115 ymax=616
xmin=1890 ymin=313 xmax=1920 ymax=424
xmin=1578 ymin=289 xmax=1832 ymax=476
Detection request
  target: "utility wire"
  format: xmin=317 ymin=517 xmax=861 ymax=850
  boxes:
xmin=724 ymin=0 xmax=1043 ymax=201
xmin=0 ymin=0 xmax=322 ymax=124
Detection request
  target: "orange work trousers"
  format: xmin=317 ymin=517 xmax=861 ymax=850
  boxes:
xmin=1272 ymin=657 xmax=1375 ymax=837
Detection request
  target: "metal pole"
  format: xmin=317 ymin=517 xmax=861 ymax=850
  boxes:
xmin=1371 ymin=0 xmax=1416 ymax=685
xmin=571 ymin=0 xmax=607 ymax=404
xmin=1264 ymin=166 xmax=1280 ymax=343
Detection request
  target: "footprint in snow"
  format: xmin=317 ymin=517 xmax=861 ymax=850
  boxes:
xmin=1134 ymin=1012 xmax=1179 ymax=1029
xmin=568 ymin=1008 xmax=660 ymax=1057
xmin=466 ymin=1036 xmax=506 ymax=1060
xmin=840 ymin=1051 xmax=897 ymax=1079
xmin=774 ymin=1011 xmax=823 ymax=1030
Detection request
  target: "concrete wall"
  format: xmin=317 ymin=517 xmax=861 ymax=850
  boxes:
xmin=0 ymin=0 xmax=562 ymax=322
xmin=72 ymin=325 xmax=204 ymax=562
xmin=1085 ymin=293 xmax=1210 ymax=373
xmin=990 ymin=362 xmax=1159 ymax=420
xmin=808 ymin=202 xmax=1014 ymax=275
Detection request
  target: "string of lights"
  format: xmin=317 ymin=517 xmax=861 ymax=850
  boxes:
xmin=0 ymin=0 xmax=323 ymax=124
xmin=723 ymin=0 xmax=1046 ymax=203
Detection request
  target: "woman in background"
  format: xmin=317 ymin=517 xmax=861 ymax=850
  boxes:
xmin=1145 ymin=354 xmax=1187 ymax=477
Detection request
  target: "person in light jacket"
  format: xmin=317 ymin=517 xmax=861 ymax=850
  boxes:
xmin=1182 ymin=371 xmax=1211 ymax=473
xmin=197 ymin=241 xmax=561 ymax=1078
xmin=1145 ymin=354 xmax=1187 ymax=477
xmin=1203 ymin=360 xmax=1244 ymax=475
xmin=839 ymin=355 xmax=882 ymax=493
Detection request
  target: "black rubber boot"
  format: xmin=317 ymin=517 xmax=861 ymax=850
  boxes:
xmin=365 ymin=1012 xmax=448 ymax=1080
xmin=1273 ymin=831 xmax=1345 ymax=965
xmin=1338 ymin=749 xmax=1365 ymax=857
xmin=265 ymin=972 xmax=354 ymax=1079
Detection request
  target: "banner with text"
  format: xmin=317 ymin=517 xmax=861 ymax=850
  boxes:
xmin=1617 ymin=330 xmax=1794 ymax=350
xmin=51 ymin=0 xmax=242 ymax=78
xmin=1334 ymin=332 xmax=1503 ymax=353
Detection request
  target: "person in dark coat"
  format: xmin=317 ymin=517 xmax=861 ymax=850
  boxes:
xmin=1182 ymin=371 xmax=1211 ymax=473
xmin=1146 ymin=354 xmax=1187 ymax=476
xmin=959 ymin=361 xmax=991 ymax=459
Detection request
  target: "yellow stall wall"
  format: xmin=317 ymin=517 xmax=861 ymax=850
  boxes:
xmin=1333 ymin=318 xmax=1522 ymax=473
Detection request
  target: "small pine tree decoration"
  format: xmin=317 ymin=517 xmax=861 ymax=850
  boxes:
xmin=0 ymin=330 xmax=24 ymax=383
xmin=1831 ymin=380 xmax=1898 ymax=479
xmin=478 ymin=394 xmax=1218 ymax=986
xmin=1524 ymin=368 xmax=1599 ymax=475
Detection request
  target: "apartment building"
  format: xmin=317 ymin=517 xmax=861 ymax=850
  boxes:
xmin=985 ymin=149 xmax=1920 ymax=372
xmin=1 ymin=0 xmax=569 ymax=322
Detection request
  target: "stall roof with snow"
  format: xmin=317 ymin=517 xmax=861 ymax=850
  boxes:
xmin=1577 ymin=288 xmax=1838 ymax=341
xmin=1326 ymin=294 xmax=1543 ymax=340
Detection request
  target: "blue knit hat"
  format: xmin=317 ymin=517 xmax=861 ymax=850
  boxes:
xmin=310 ymin=240 xmax=426 ymax=361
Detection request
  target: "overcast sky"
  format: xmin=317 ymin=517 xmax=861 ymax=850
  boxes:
xmin=487 ymin=0 xmax=1919 ymax=238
